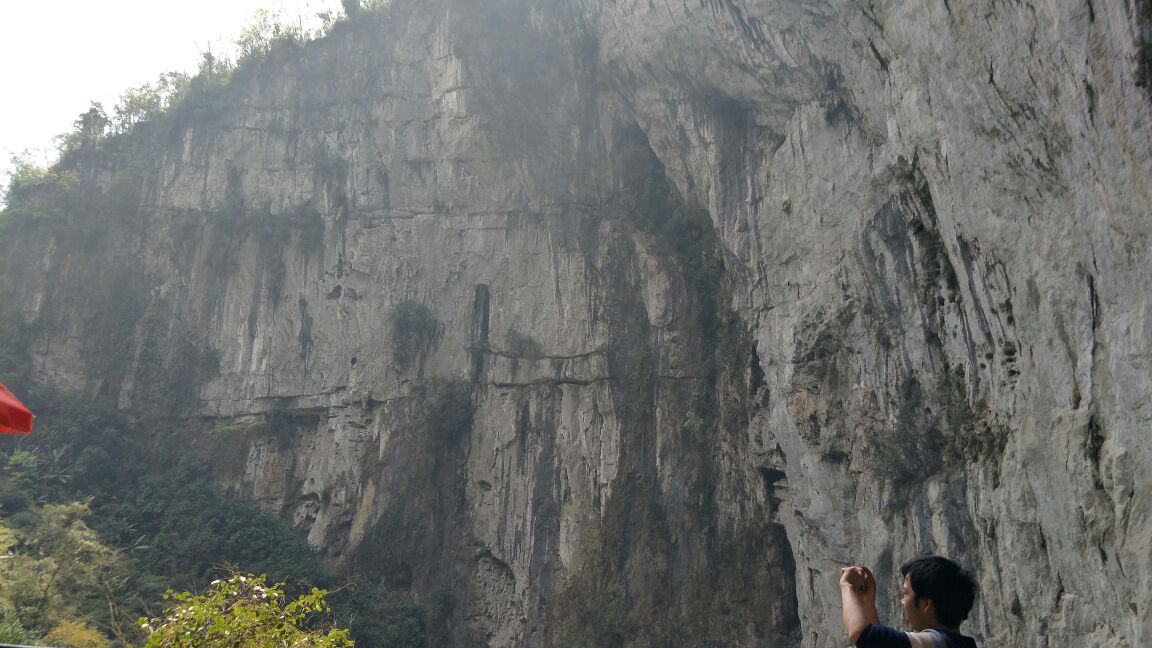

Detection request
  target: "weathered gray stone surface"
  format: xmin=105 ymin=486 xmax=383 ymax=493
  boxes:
xmin=4 ymin=0 xmax=1150 ymax=645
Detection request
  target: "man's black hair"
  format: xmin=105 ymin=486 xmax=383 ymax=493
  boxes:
xmin=900 ymin=555 xmax=979 ymax=628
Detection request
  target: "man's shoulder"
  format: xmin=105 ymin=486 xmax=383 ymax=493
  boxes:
xmin=857 ymin=625 xmax=978 ymax=648
xmin=856 ymin=624 xmax=911 ymax=647
xmin=925 ymin=628 xmax=979 ymax=648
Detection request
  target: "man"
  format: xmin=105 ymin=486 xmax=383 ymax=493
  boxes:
xmin=839 ymin=555 xmax=979 ymax=647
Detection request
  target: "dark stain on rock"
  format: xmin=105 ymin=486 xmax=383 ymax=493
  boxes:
xmin=470 ymin=284 xmax=491 ymax=383
xmin=298 ymin=295 xmax=313 ymax=360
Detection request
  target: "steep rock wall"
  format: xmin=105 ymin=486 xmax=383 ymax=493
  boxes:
xmin=3 ymin=0 xmax=1150 ymax=646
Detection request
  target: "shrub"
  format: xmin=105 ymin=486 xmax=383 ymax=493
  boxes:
xmin=505 ymin=328 xmax=543 ymax=358
xmin=418 ymin=379 xmax=473 ymax=444
xmin=44 ymin=620 xmax=110 ymax=648
xmin=140 ymin=573 xmax=352 ymax=648
xmin=0 ymin=603 xmax=29 ymax=644
xmin=390 ymin=301 xmax=438 ymax=367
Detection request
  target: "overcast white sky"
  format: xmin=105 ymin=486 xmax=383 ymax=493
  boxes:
xmin=0 ymin=0 xmax=341 ymax=187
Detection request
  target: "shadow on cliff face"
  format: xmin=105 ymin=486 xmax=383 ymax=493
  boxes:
xmin=782 ymin=153 xmax=1014 ymax=605
xmin=539 ymin=123 xmax=800 ymax=647
xmin=1135 ymin=1 xmax=1152 ymax=100
xmin=350 ymin=378 xmax=473 ymax=646
xmin=783 ymin=157 xmax=1012 ymax=490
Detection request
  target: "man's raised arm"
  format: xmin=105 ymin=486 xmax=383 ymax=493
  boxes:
xmin=840 ymin=566 xmax=880 ymax=644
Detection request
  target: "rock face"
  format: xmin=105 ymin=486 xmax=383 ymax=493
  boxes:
xmin=4 ymin=0 xmax=1150 ymax=645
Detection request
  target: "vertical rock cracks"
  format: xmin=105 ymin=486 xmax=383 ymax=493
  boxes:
xmin=2 ymin=0 xmax=1150 ymax=646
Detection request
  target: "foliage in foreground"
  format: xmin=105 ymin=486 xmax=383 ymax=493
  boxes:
xmin=0 ymin=499 xmax=131 ymax=646
xmin=141 ymin=574 xmax=352 ymax=648
xmin=0 ymin=384 xmax=428 ymax=646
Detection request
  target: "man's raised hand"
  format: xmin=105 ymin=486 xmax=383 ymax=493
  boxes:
xmin=839 ymin=565 xmax=876 ymax=599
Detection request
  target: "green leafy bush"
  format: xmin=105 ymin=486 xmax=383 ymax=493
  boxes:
xmin=0 ymin=501 xmax=137 ymax=645
xmin=140 ymin=573 xmax=352 ymax=648
xmin=0 ymin=602 xmax=30 ymax=644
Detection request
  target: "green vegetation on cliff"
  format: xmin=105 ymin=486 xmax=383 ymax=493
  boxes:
xmin=0 ymin=389 xmax=425 ymax=647
xmin=0 ymin=498 xmax=132 ymax=646
xmin=0 ymin=9 xmax=430 ymax=643
xmin=1 ymin=1 xmax=396 ymax=212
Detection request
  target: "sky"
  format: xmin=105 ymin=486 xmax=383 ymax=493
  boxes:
xmin=0 ymin=0 xmax=341 ymax=187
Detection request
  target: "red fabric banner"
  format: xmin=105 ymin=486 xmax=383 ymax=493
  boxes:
xmin=0 ymin=382 xmax=34 ymax=435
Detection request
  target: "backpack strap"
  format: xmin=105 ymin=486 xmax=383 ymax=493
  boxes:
xmin=923 ymin=629 xmax=956 ymax=647
xmin=906 ymin=631 xmax=945 ymax=648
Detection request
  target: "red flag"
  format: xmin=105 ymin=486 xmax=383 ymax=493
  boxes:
xmin=0 ymin=382 xmax=34 ymax=435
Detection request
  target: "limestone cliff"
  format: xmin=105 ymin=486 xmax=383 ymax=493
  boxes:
xmin=3 ymin=0 xmax=1150 ymax=645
